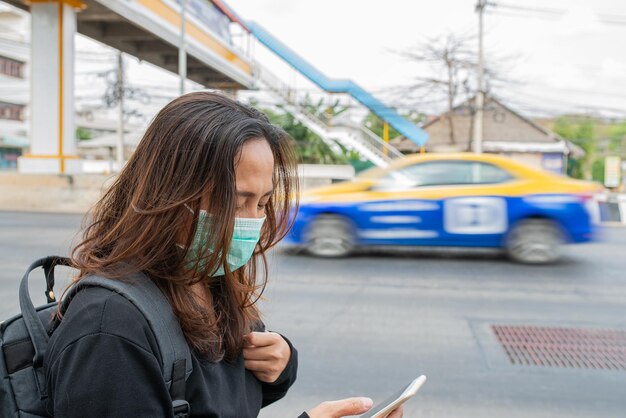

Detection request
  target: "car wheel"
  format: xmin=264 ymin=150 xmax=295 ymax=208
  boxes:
xmin=305 ymin=215 xmax=354 ymax=258
xmin=505 ymin=219 xmax=564 ymax=264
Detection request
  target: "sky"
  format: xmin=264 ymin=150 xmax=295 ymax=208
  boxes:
xmin=71 ymin=0 xmax=626 ymax=122
xmin=224 ymin=0 xmax=626 ymax=118
xmin=5 ymin=0 xmax=624 ymax=124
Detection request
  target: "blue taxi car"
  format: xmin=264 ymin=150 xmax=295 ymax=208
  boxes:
xmin=285 ymin=153 xmax=601 ymax=264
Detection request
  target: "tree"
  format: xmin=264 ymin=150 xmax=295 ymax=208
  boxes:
xmin=592 ymin=158 xmax=605 ymax=184
xmin=300 ymin=95 xmax=349 ymax=126
xmin=392 ymin=32 xmax=510 ymax=144
xmin=254 ymin=95 xmax=369 ymax=166
xmin=76 ymin=127 xmax=92 ymax=141
xmin=393 ymin=34 xmax=475 ymax=145
xmin=607 ymin=121 xmax=626 ymax=155
xmin=364 ymin=112 xmax=425 ymax=140
xmin=553 ymin=118 xmax=595 ymax=180
xmin=262 ymin=107 xmax=348 ymax=165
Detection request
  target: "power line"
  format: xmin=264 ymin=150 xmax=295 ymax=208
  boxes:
xmin=487 ymin=10 xmax=561 ymax=21
xmin=509 ymin=83 xmax=626 ymax=101
xmin=598 ymin=18 xmax=626 ymax=27
xmin=498 ymin=91 xmax=626 ymax=117
xmin=495 ymin=2 xmax=565 ymax=16
xmin=597 ymin=13 xmax=626 ymax=23
xmin=489 ymin=3 xmax=626 ymax=27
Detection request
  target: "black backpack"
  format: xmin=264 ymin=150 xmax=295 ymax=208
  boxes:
xmin=0 ymin=256 xmax=193 ymax=417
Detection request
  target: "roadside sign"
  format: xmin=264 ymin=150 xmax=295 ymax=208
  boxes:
xmin=604 ymin=156 xmax=621 ymax=188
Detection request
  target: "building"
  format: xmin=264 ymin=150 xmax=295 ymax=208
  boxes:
xmin=0 ymin=3 xmax=172 ymax=172
xmin=392 ymin=95 xmax=583 ymax=174
xmin=0 ymin=5 xmax=29 ymax=169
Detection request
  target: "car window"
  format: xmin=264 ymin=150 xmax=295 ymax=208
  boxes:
xmin=382 ymin=161 xmax=513 ymax=187
xmin=475 ymin=162 xmax=514 ymax=184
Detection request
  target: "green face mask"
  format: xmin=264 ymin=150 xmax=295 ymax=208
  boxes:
xmin=187 ymin=209 xmax=265 ymax=277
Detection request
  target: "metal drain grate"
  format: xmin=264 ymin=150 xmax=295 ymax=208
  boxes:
xmin=491 ymin=325 xmax=626 ymax=370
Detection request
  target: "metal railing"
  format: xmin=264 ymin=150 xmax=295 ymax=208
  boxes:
xmin=253 ymin=64 xmax=404 ymax=168
xmin=358 ymin=125 xmax=405 ymax=159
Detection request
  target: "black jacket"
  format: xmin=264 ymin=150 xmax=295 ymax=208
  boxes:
xmin=44 ymin=286 xmax=298 ymax=417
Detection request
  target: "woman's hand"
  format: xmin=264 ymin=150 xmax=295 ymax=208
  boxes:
xmin=306 ymin=397 xmax=404 ymax=418
xmin=243 ymin=331 xmax=291 ymax=383
xmin=383 ymin=405 xmax=403 ymax=418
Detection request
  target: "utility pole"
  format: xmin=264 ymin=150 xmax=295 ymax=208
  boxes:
xmin=116 ymin=51 xmax=125 ymax=172
xmin=472 ymin=0 xmax=487 ymax=154
xmin=179 ymin=0 xmax=188 ymax=95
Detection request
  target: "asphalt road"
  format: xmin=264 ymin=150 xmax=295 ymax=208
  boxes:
xmin=1 ymin=211 xmax=625 ymax=418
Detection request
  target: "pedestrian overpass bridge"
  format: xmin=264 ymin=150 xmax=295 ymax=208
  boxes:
xmin=74 ymin=0 xmax=255 ymax=89
xmin=5 ymin=0 xmax=427 ymax=174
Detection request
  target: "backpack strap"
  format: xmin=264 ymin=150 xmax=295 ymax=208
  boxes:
xmin=62 ymin=273 xmax=192 ymax=417
xmin=18 ymin=256 xmax=67 ymax=398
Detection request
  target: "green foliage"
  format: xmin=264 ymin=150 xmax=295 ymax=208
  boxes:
xmin=607 ymin=121 xmax=626 ymax=154
xmin=364 ymin=112 xmax=425 ymax=140
xmin=566 ymin=157 xmax=583 ymax=179
xmin=365 ymin=113 xmax=401 ymax=139
xmin=553 ymin=117 xmax=595 ymax=179
xmin=301 ymin=95 xmax=349 ymax=125
xmin=262 ymin=107 xmax=349 ymax=165
xmin=75 ymin=127 xmax=92 ymax=141
xmin=592 ymin=158 xmax=605 ymax=183
xmin=553 ymin=118 xmax=595 ymax=152
xmin=553 ymin=117 xmax=626 ymax=182
xmin=251 ymin=97 xmax=417 ymax=169
xmin=256 ymin=95 xmax=373 ymax=165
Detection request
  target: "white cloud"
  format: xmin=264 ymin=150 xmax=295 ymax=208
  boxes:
xmin=228 ymin=0 xmax=626 ymax=116
xmin=556 ymin=3 xmax=606 ymax=36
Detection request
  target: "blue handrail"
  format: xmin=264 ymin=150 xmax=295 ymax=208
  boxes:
xmin=246 ymin=21 xmax=428 ymax=147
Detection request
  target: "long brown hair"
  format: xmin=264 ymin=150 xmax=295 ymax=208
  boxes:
xmin=69 ymin=91 xmax=299 ymax=361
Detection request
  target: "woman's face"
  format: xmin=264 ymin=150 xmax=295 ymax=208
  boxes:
xmin=233 ymin=138 xmax=275 ymax=219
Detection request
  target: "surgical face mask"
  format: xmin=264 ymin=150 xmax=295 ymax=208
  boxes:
xmin=186 ymin=207 xmax=265 ymax=277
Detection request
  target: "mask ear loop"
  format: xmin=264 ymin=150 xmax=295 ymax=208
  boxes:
xmin=184 ymin=203 xmax=195 ymax=214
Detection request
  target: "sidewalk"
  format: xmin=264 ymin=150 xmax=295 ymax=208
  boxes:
xmin=0 ymin=172 xmax=114 ymax=213
xmin=1 ymin=172 xmax=626 ymax=227
xmin=0 ymin=171 xmax=329 ymax=213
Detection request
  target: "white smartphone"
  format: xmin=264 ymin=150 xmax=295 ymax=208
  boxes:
xmin=359 ymin=375 xmax=427 ymax=418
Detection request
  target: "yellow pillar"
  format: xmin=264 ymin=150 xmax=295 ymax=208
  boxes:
xmin=18 ymin=0 xmax=85 ymax=174
xmin=383 ymin=122 xmax=389 ymax=157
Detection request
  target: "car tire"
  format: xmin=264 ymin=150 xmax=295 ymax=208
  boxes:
xmin=505 ymin=219 xmax=564 ymax=264
xmin=305 ymin=215 xmax=355 ymax=258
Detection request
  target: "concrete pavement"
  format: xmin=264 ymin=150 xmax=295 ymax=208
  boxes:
xmin=1 ymin=211 xmax=625 ymax=417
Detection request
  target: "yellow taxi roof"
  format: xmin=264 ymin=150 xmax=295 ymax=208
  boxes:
xmin=358 ymin=153 xmax=550 ymax=180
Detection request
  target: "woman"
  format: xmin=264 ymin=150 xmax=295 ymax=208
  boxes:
xmin=44 ymin=92 xmax=401 ymax=418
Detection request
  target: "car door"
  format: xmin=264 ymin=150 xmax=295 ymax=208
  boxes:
xmin=430 ymin=161 xmax=514 ymax=247
xmin=352 ymin=161 xmax=450 ymax=246
xmin=355 ymin=160 xmax=514 ymax=247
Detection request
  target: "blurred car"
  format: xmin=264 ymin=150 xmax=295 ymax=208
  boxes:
xmin=285 ymin=153 xmax=602 ymax=264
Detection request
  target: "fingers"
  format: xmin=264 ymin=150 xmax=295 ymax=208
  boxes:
xmin=243 ymin=332 xmax=291 ymax=383
xmin=244 ymin=359 xmax=282 ymax=383
xmin=386 ymin=405 xmax=404 ymax=418
xmin=243 ymin=344 xmax=282 ymax=361
xmin=243 ymin=331 xmax=281 ymax=348
xmin=243 ymin=332 xmax=254 ymax=348
xmin=243 ymin=359 xmax=271 ymax=373
xmin=243 ymin=334 xmax=290 ymax=364
xmin=242 ymin=333 xmax=255 ymax=348
xmin=244 ymin=357 xmax=289 ymax=383
xmin=242 ymin=332 xmax=290 ymax=365
xmin=329 ymin=397 xmax=373 ymax=416
xmin=307 ymin=397 xmax=373 ymax=418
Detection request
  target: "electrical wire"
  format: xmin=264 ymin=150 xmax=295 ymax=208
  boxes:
xmin=489 ymin=3 xmax=626 ymax=27
xmin=495 ymin=2 xmax=566 ymax=16
xmin=486 ymin=10 xmax=561 ymax=21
